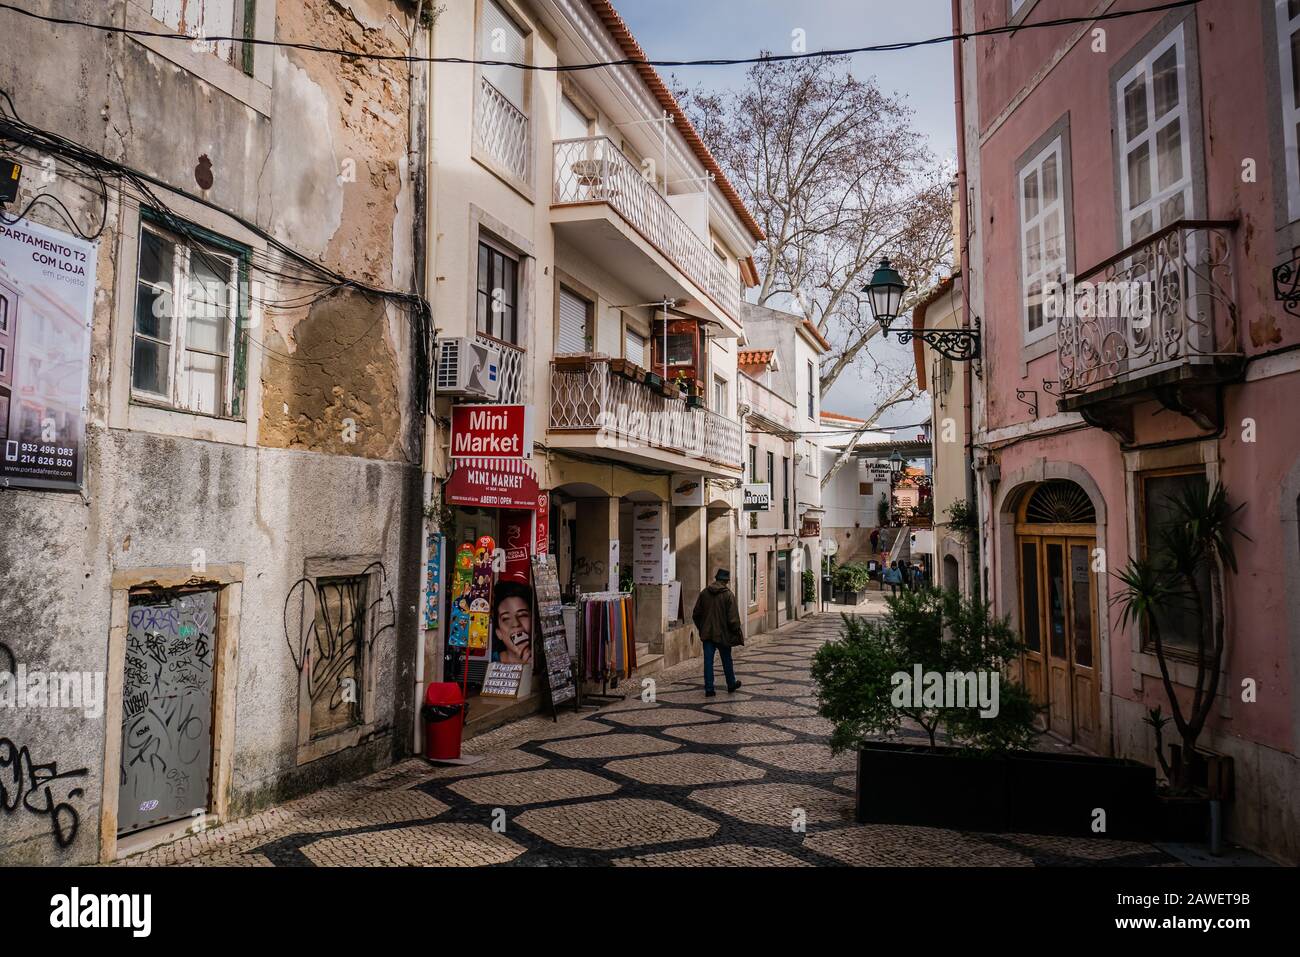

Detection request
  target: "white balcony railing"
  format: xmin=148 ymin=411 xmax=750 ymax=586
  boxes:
xmin=1056 ymin=220 xmax=1240 ymax=395
xmin=549 ymin=357 xmax=742 ymax=470
xmin=475 ymin=76 xmax=530 ymax=185
xmin=553 ymin=137 xmax=743 ymax=323
xmin=476 ymin=333 xmax=525 ymax=404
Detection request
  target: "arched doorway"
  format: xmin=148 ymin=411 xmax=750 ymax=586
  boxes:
xmin=1014 ymin=480 xmax=1100 ymax=751
xmin=942 ymin=554 xmax=960 ymax=592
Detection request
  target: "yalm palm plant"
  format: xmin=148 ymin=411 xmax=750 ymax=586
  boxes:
xmin=1112 ymin=482 xmax=1246 ymax=792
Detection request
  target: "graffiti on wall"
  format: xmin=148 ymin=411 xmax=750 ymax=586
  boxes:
xmin=119 ymin=591 xmax=217 ymax=835
xmin=283 ymin=561 xmax=396 ymax=736
xmin=0 ymin=737 xmax=88 ymax=849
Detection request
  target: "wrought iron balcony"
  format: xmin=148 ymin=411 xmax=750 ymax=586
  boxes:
xmin=1054 ymin=220 xmax=1244 ymax=442
xmin=475 ymin=76 xmax=530 ymax=185
xmin=475 ymin=333 xmax=525 ymax=404
xmin=553 ymin=136 xmax=742 ymax=324
xmin=548 ymin=357 xmax=742 ymax=473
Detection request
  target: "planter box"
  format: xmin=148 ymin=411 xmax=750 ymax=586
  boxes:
xmin=855 ymin=741 xmax=1157 ymax=839
xmin=644 ymin=372 xmax=663 ymax=389
xmin=836 ymin=588 xmax=868 ymax=606
xmin=685 ymin=395 xmax=704 ymax=409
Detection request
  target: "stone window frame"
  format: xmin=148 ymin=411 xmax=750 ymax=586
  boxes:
xmin=127 ymin=0 xmax=277 ymax=118
xmin=110 ymin=195 xmax=265 ymax=449
xmin=1107 ymin=6 xmax=1208 ymax=254
xmin=1014 ymin=116 xmax=1074 ymax=357
xmin=1120 ymin=438 xmax=1231 ymax=714
xmin=1008 ymin=0 xmax=1042 ymax=28
xmin=291 ymin=556 xmax=387 ymax=766
xmin=466 ymin=204 xmax=536 ymax=401
xmin=129 ymin=210 xmax=251 ymax=422
xmin=100 ymin=563 xmax=243 ymax=863
xmin=1256 ymin=0 xmax=1300 ymax=255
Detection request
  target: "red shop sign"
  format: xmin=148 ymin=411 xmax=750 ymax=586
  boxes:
xmin=535 ymin=491 xmax=550 ymax=555
xmin=446 ymin=457 xmax=539 ymax=510
xmin=451 ymin=404 xmax=532 ymax=459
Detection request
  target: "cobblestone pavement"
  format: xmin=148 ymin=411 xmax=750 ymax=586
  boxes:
xmin=124 ymin=613 xmax=1178 ymax=867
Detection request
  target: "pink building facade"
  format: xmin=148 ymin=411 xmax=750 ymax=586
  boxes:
xmin=956 ymin=0 xmax=1300 ymax=862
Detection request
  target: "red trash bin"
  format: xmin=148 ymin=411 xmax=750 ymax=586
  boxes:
xmin=422 ymin=682 xmax=466 ymax=761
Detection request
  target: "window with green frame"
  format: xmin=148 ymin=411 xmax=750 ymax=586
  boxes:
xmin=132 ymin=210 xmax=251 ymax=419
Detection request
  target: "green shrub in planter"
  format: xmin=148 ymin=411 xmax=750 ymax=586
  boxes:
xmin=831 ymin=561 xmax=871 ymax=593
xmin=810 ymin=588 xmax=1039 ymax=754
xmin=802 ymin=568 xmax=816 ymax=603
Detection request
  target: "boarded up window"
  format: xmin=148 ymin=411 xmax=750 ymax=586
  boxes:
xmin=151 ymin=0 xmax=250 ymax=69
xmin=308 ymin=576 xmax=367 ymax=740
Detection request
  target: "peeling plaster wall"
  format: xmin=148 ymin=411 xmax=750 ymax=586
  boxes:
xmin=0 ymin=0 xmax=424 ymax=865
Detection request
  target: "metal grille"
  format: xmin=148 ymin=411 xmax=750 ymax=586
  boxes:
xmin=479 ymin=334 xmax=525 ymax=404
xmin=1056 ymin=221 xmax=1239 ymax=394
xmin=476 ymin=76 xmax=531 ymax=185
xmin=553 ymin=137 xmax=743 ymax=323
xmin=1024 ymin=481 xmax=1096 ymax=525
xmin=548 ymin=358 xmax=741 ymax=469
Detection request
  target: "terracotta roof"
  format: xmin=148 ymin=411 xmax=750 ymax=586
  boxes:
xmin=585 ymin=0 xmax=766 ymax=244
xmin=738 ymin=349 xmax=775 ymax=366
xmin=820 ymin=410 xmax=866 ymax=424
xmin=800 ymin=320 xmax=832 ymax=352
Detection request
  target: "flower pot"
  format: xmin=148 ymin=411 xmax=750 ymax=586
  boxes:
xmin=855 ymin=741 xmax=1157 ymax=839
xmin=685 ymin=395 xmax=704 ymax=409
xmin=644 ymin=372 xmax=663 ymax=389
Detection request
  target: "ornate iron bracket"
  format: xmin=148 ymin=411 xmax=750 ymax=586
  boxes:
xmin=1015 ymin=389 xmax=1039 ymax=418
xmin=1042 ymin=379 xmax=1059 ymax=395
xmin=892 ymin=315 xmax=982 ymax=362
xmin=1273 ymin=253 xmax=1300 ymax=317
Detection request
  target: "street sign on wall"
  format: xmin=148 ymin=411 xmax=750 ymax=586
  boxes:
xmin=450 ymin=403 xmax=532 ymax=458
xmin=743 ymin=483 xmax=771 ymax=511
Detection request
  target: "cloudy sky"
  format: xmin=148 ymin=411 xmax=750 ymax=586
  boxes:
xmin=617 ymin=0 xmax=957 ymax=427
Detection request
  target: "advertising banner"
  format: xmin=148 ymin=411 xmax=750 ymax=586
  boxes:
xmin=743 ymin=482 xmax=772 ymax=512
xmin=670 ymin=473 xmax=704 ymax=507
xmin=450 ymin=403 xmax=532 ymax=459
xmin=632 ymin=504 xmax=667 ymax=584
xmin=0 ymin=217 xmax=95 ymax=492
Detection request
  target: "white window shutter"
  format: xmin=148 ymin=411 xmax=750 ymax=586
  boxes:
xmin=557 ymin=288 xmax=589 ymax=354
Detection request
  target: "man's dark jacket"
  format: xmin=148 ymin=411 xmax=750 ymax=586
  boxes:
xmin=692 ymin=581 xmax=744 ymax=648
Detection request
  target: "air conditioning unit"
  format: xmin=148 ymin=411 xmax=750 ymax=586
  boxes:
xmin=436 ymin=336 xmax=501 ymax=399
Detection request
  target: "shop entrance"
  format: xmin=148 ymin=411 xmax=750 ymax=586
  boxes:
xmin=776 ymin=549 xmax=791 ymax=621
xmin=1014 ymin=481 xmax=1100 ymax=752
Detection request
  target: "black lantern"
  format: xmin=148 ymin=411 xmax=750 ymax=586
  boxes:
xmin=866 ymin=255 xmax=982 ymax=362
xmin=889 ymin=450 xmax=904 ymax=475
xmin=865 ymin=258 xmax=907 ymax=333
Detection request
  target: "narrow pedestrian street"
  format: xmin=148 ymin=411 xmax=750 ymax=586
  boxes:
xmin=124 ymin=612 xmax=1176 ymax=868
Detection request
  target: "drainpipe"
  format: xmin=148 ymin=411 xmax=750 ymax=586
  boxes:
xmin=413 ymin=6 xmax=439 ymax=755
xmin=952 ymin=0 xmax=980 ymax=601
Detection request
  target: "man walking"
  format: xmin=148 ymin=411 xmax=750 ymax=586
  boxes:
xmin=692 ymin=568 xmax=744 ymax=697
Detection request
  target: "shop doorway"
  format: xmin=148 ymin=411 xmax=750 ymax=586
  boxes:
xmin=118 ymin=587 xmax=218 ymax=836
xmin=1014 ymin=481 xmax=1100 ymax=752
xmin=776 ymin=549 xmax=791 ymax=621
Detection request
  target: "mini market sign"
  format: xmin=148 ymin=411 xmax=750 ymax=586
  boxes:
xmin=450 ymin=404 xmax=533 ymax=459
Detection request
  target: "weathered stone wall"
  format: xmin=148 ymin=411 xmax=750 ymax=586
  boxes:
xmin=0 ymin=0 xmax=425 ymax=864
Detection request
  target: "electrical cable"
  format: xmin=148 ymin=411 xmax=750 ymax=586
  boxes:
xmin=0 ymin=0 xmax=1204 ymax=71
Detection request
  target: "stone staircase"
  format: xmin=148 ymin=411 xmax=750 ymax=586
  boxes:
xmin=634 ymin=642 xmax=664 ymax=679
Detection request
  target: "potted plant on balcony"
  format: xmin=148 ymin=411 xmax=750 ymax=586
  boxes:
xmin=644 ymin=367 xmax=664 ymax=390
xmin=812 ymin=588 xmax=1159 ymax=838
xmin=1112 ymin=481 xmax=1246 ymax=843
xmin=682 ymin=374 xmax=704 ymax=409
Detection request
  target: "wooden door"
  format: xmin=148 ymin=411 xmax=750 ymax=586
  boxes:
xmin=1042 ymin=538 xmax=1074 ymax=739
xmin=1067 ymin=540 xmax=1100 ymax=752
xmin=1016 ymin=539 xmax=1047 ymax=725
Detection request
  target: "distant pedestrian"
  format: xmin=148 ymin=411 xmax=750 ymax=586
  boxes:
xmin=870 ymin=528 xmax=880 ymax=553
xmin=692 ymin=569 xmax=744 ymax=697
xmin=911 ymin=563 xmax=925 ymax=591
xmin=883 ymin=562 xmax=902 ymax=597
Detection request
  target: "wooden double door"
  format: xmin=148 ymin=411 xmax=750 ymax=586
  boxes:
xmin=1016 ymin=532 xmax=1100 ymax=752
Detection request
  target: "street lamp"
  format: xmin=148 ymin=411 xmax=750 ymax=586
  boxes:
xmin=863 ymin=257 xmax=981 ymax=361
xmin=889 ymin=450 xmax=904 ymax=475
xmin=865 ymin=258 xmax=907 ymax=334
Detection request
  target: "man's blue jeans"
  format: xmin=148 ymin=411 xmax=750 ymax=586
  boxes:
xmin=703 ymin=640 xmax=737 ymax=692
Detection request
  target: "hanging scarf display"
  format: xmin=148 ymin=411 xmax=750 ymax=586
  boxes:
xmin=578 ymin=593 xmax=637 ymax=685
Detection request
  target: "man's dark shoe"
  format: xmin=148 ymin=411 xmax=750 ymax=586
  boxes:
xmin=727 ymin=681 xmax=742 ymax=693
xmin=704 ymin=689 xmax=717 ymax=697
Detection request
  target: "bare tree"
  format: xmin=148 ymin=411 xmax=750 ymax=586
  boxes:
xmin=676 ymin=56 xmax=953 ymax=397
xmin=820 ymin=377 xmax=919 ymax=490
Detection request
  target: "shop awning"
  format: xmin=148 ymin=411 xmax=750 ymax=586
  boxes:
xmin=446 ymin=457 xmax=540 ymax=510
